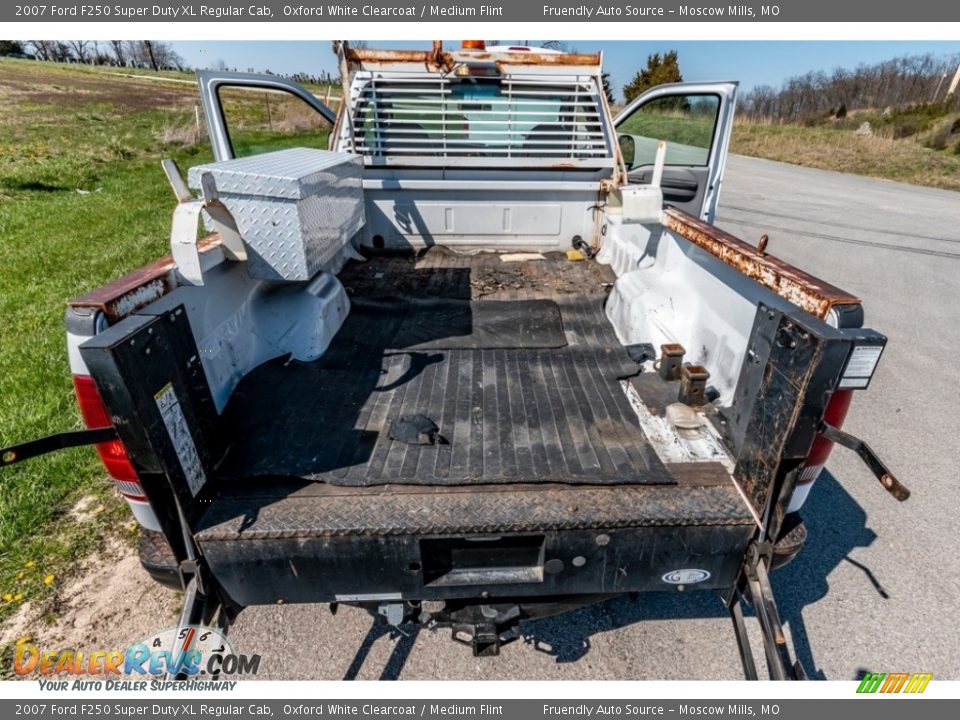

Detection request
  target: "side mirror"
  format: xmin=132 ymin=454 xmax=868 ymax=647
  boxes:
xmin=618 ymin=134 xmax=635 ymax=168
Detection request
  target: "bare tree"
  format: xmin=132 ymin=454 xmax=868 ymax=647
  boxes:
xmin=67 ymin=40 xmax=92 ymax=63
xmin=129 ymin=40 xmax=185 ymax=71
xmin=27 ymin=40 xmax=74 ymax=63
xmin=51 ymin=41 xmax=72 ymax=62
xmin=741 ymin=52 xmax=960 ymax=122
xmin=109 ymin=40 xmax=128 ymax=66
xmin=26 ymin=40 xmax=56 ymax=61
xmin=141 ymin=40 xmax=159 ymax=71
xmin=540 ymin=40 xmax=577 ymax=53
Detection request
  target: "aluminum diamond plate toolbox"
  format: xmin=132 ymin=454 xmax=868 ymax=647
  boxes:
xmin=187 ymin=148 xmax=364 ymax=281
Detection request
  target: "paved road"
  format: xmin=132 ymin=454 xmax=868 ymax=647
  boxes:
xmin=228 ymin=155 xmax=960 ymax=681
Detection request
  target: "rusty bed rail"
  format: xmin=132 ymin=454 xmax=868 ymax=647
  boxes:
xmin=662 ymin=208 xmax=859 ymax=320
xmin=69 ymin=234 xmax=222 ymax=323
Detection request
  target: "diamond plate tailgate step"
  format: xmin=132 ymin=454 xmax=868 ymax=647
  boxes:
xmin=197 ymin=476 xmax=750 ymax=540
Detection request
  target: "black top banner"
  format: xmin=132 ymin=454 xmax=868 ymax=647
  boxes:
xmin=5 ymin=0 xmax=960 ymax=22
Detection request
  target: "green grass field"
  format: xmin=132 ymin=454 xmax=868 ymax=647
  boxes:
xmin=0 ymin=61 xmax=211 ymax=621
xmin=0 ymin=58 xmax=335 ymax=621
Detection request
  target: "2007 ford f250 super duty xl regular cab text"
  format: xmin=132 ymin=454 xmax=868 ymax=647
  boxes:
xmin=1 ymin=42 xmax=909 ymax=679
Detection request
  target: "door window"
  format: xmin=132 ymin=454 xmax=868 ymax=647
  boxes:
xmin=617 ymin=94 xmax=720 ymax=169
xmin=216 ymin=85 xmax=333 ymax=159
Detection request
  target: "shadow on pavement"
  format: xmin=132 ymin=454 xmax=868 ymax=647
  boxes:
xmin=343 ymin=621 xmax=422 ymax=681
xmin=518 ymin=472 xmax=884 ymax=678
xmin=770 ymin=471 xmax=884 ymax=680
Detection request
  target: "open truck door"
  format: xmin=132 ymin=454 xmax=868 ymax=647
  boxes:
xmin=615 ymin=81 xmax=737 ymax=223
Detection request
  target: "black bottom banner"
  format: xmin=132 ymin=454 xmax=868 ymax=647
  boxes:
xmin=3 ymin=699 xmax=956 ymax=720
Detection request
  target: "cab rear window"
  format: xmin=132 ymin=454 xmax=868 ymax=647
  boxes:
xmin=348 ymin=73 xmax=609 ymax=159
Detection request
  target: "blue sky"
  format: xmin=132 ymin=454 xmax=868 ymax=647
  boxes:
xmin=171 ymin=41 xmax=959 ymax=99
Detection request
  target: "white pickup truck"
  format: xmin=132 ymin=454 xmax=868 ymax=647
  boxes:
xmin=2 ymin=42 xmax=908 ymax=678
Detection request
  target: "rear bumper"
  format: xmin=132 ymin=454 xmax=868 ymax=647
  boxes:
xmin=195 ymin=480 xmax=755 ymax=606
xmin=138 ymin=529 xmax=180 ymax=590
xmin=202 ymin=526 xmax=754 ymax=606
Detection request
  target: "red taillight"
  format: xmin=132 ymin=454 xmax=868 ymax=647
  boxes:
xmin=72 ymin=374 xmax=145 ymax=499
xmin=788 ymin=389 xmax=853 ymax=512
xmin=794 ymin=388 xmax=854 ymax=487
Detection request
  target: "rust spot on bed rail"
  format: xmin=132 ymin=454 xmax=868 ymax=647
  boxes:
xmin=346 ymin=44 xmax=457 ymax=73
xmin=494 ymin=52 xmax=602 ymax=69
xmin=662 ymin=208 xmax=858 ymax=320
xmin=69 ymin=234 xmax=222 ymax=322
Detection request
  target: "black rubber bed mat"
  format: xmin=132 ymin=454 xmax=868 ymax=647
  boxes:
xmin=367 ymin=296 xmax=567 ymax=350
xmin=217 ymin=250 xmax=674 ymax=487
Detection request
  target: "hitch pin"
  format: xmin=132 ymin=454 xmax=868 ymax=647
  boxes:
xmin=819 ymin=422 xmax=910 ymax=502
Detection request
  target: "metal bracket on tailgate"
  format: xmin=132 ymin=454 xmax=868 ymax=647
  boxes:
xmin=162 ymin=159 xmax=246 ymax=286
xmin=728 ymin=544 xmax=805 ymax=681
xmin=819 ymin=422 xmax=910 ymax=501
xmin=166 ymin=571 xmax=237 ymax=681
xmin=1 ymin=427 xmax=117 ymax=466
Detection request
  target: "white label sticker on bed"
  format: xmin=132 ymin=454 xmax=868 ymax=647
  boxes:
xmin=155 ymin=382 xmax=206 ymax=497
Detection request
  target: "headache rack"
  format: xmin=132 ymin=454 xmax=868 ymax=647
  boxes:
xmin=339 ymin=70 xmax=617 ymax=169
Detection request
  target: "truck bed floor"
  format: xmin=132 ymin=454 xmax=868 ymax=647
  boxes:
xmin=217 ymin=249 xmax=693 ymax=487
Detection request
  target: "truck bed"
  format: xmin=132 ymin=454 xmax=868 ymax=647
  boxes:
xmin=185 ymin=250 xmax=756 ymax=605
xmin=217 ymin=249 xmax=685 ymax=487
